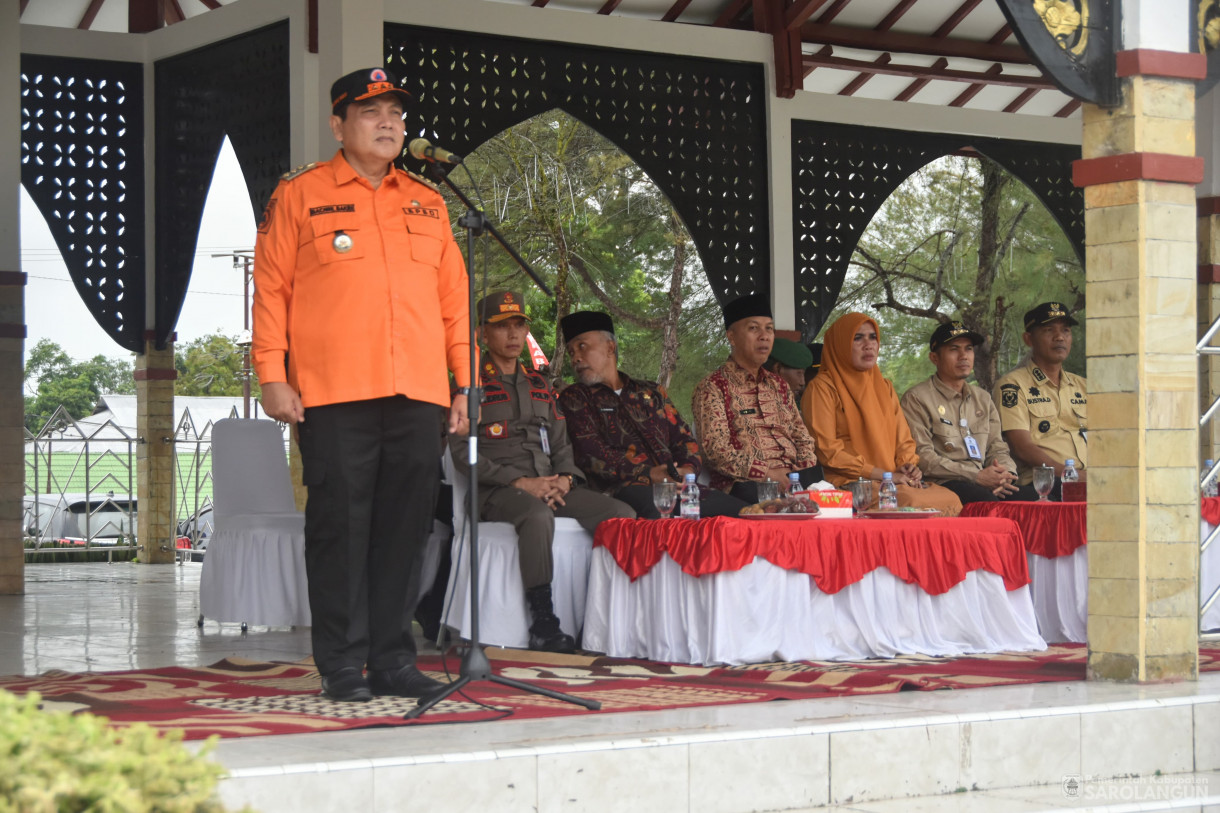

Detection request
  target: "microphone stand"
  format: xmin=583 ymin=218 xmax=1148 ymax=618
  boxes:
xmin=405 ymin=162 xmax=599 ymax=719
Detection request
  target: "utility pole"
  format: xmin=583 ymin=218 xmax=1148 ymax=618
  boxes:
xmin=211 ymin=251 xmax=255 ymax=418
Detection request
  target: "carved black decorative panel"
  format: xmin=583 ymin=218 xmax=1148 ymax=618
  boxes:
xmin=1193 ymin=0 xmax=1220 ymax=97
xmin=154 ymin=22 xmax=289 ymax=348
xmin=385 ymin=25 xmax=770 ymax=306
xmin=995 ymin=0 xmax=1119 ymax=106
xmin=792 ymin=121 xmax=1083 ymax=340
xmin=20 ymin=55 xmax=145 ymax=353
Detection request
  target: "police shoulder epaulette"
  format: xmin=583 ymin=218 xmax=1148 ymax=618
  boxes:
xmin=280 ymin=162 xmax=320 ymax=181
xmin=406 ymin=170 xmax=439 ymax=191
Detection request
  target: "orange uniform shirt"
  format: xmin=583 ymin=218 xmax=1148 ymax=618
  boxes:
xmin=252 ymin=151 xmax=470 ymax=408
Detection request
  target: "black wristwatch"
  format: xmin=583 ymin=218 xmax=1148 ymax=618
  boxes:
xmin=454 ymin=386 xmax=470 ymax=397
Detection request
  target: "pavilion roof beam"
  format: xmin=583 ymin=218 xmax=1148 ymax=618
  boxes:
xmin=661 ymin=0 xmax=695 ymax=23
xmin=783 ymin=0 xmax=833 ymax=30
xmin=839 ymin=52 xmax=890 ymax=96
xmin=799 ymin=24 xmax=1032 ymax=64
xmin=800 ymin=52 xmax=1056 ymax=89
xmin=714 ymin=0 xmax=751 ymax=28
xmin=893 ymin=56 xmax=948 ymax=101
xmin=78 ymin=0 xmax=106 ymax=29
xmin=876 ymin=0 xmax=920 ymax=32
xmin=932 ymin=0 xmax=984 ymax=38
xmin=815 ymin=0 xmax=851 ymax=24
xmin=936 ymin=24 xmax=1027 ymax=109
xmin=198 ymin=0 xmax=221 ymax=9
xmin=164 ymin=0 xmax=185 ymax=25
xmin=1003 ymin=87 xmax=1041 ymax=113
xmin=597 ymin=0 xmax=623 ymax=13
xmin=891 ymin=0 xmax=980 ymax=102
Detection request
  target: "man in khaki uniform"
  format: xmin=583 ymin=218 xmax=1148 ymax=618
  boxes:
xmin=449 ymin=291 xmax=634 ymax=653
xmin=992 ymin=302 xmax=1088 ymax=501
xmin=901 ymin=321 xmax=1018 ymax=505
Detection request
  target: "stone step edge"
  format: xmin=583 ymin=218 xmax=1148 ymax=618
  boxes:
xmin=226 ymin=689 xmax=1220 ymax=779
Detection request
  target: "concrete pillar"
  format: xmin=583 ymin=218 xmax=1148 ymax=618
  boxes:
xmin=1198 ymin=88 xmax=1220 ymax=463
xmin=1 ymin=0 xmax=22 ymax=594
xmin=135 ymin=340 xmax=177 ymax=564
xmin=1076 ymin=44 xmax=1206 ymax=680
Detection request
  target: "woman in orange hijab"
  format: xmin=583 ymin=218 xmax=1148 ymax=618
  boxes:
xmin=801 ymin=313 xmax=961 ymax=516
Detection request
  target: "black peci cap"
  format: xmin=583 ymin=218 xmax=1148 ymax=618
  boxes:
xmin=722 ymin=294 xmax=772 ymax=330
xmin=560 ymin=311 xmax=615 ymax=343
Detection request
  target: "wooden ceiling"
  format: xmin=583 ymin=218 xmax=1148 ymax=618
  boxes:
xmin=18 ymin=0 xmax=1080 ymax=117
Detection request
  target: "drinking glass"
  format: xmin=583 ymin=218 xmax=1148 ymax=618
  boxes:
xmin=849 ymin=478 xmax=872 ymax=516
xmin=652 ymin=481 xmax=678 ymax=518
xmin=757 ymin=479 xmax=780 ymax=503
xmin=1033 ymin=465 xmax=1055 ymax=502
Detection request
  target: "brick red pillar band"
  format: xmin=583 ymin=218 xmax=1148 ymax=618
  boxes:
xmin=1073 ymin=153 xmax=1205 ymax=187
xmin=1199 ymin=265 xmax=1220 ymax=284
xmin=0 ymin=324 xmax=26 ymax=339
xmin=0 ymin=272 xmax=26 ymax=286
xmin=133 ymin=368 xmax=178 ymax=381
xmin=1115 ymin=50 xmax=1208 ymax=80
xmin=1200 ymin=197 xmax=1220 ymax=218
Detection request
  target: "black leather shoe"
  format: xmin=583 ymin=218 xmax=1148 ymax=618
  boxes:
xmin=320 ymin=666 xmax=372 ymax=702
xmin=528 ymin=620 xmax=577 ymax=654
xmin=367 ymin=664 xmax=448 ymax=698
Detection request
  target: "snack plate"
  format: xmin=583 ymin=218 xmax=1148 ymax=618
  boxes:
xmin=860 ymin=509 xmax=941 ymax=519
xmin=739 ymin=511 xmax=821 ymax=520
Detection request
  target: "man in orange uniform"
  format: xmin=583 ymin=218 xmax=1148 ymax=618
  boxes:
xmin=253 ymin=67 xmax=470 ymax=702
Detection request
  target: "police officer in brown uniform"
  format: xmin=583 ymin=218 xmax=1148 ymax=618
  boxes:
xmin=992 ymin=302 xmax=1088 ymax=501
xmin=448 ymin=292 xmax=635 ymax=652
xmin=900 ymin=322 xmax=1018 ymax=505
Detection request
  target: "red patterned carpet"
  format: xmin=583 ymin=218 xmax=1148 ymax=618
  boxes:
xmin=2 ymin=644 xmax=1218 ymax=740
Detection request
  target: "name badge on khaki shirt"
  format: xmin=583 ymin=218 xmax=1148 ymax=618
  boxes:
xmin=539 ymin=423 xmax=551 ymax=455
xmin=961 ymin=418 xmax=982 ymax=460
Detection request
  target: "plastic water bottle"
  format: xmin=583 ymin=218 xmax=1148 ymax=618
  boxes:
xmin=788 ymin=472 xmax=802 ymax=495
xmin=679 ymin=473 xmax=701 ymax=519
xmin=879 ymin=472 xmax=898 ymax=510
xmin=1062 ymin=459 xmax=1080 ymax=483
xmin=1205 ymin=460 xmax=1218 ymax=498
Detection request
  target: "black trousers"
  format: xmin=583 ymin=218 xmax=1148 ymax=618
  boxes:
xmin=297 ymin=396 xmax=443 ymax=675
xmin=613 ymin=484 xmax=750 ymax=519
xmin=729 ymin=465 xmax=825 ymax=504
xmin=937 ymin=479 xmax=1025 ymax=505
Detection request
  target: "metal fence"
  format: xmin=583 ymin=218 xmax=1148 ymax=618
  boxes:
xmin=23 ymin=404 xmax=238 ymax=562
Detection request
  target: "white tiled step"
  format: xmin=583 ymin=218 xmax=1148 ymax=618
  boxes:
xmin=212 ymin=673 xmax=1220 ymax=813
xmin=807 ymin=771 xmax=1220 ymax=812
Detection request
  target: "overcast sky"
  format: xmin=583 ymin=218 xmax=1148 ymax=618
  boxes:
xmin=21 ymin=138 xmax=254 ymax=364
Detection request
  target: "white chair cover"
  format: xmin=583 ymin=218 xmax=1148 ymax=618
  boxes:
xmin=1026 ymin=547 xmax=1088 ymax=643
xmin=440 ymin=448 xmax=593 ymax=648
xmin=199 ymin=419 xmax=310 ymax=627
xmin=582 ymin=549 xmax=1046 ymax=666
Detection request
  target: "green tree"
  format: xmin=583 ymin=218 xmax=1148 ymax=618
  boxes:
xmin=448 ymin=110 xmax=727 ymax=413
xmin=174 ymin=333 xmax=256 ymax=397
xmin=830 ymin=155 xmax=1083 ymax=395
xmin=24 ymin=339 xmax=135 ymax=432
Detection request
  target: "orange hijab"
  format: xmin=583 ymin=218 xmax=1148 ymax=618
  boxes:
xmin=820 ymin=313 xmax=902 ymax=468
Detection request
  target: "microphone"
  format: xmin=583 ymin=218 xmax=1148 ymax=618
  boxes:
xmin=409 ymin=138 xmax=463 ymax=165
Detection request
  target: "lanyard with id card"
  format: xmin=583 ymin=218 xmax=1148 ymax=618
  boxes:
xmin=961 ymin=418 xmax=982 ymax=460
xmin=539 ymin=422 xmax=551 ymax=455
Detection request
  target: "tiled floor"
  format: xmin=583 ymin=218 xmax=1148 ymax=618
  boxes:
xmin=3 ymin=563 xmax=1219 ymax=812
